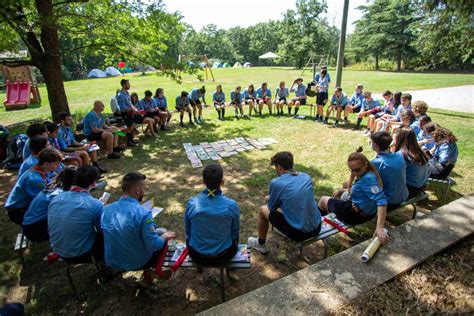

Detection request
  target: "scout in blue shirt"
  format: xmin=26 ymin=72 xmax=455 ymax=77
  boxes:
xmin=154 ymin=88 xmax=172 ymax=130
xmin=18 ymin=136 xmax=49 ymax=177
xmin=324 ymin=87 xmax=348 ymax=127
xmin=213 ymin=85 xmax=227 ymax=120
xmin=274 ymin=81 xmax=289 ymax=116
xmin=368 ymin=90 xmax=396 ymax=134
xmin=57 ymin=112 xmax=106 ymax=172
xmin=315 ymin=70 xmax=330 ymax=122
xmin=313 ymin=66 xmax=331 ymax=84
xmin=5 ymin=149 xmax=61 ymax=225
xmin=417 ymin=118 xmax=435 ymax=151
xmin=185 ymin=164 xmax=240 ymax=264
xmin=242 ymin=84 xmax=257 ymax=115
xmin=248 ymin=152 xmax=322 ymax=254
xmin=23 ymin=123 xmax=48 ymax=160
xmin=394 ymin=127 xmax=429 ymax=198
xmin=46 ymin=122 xmax=84 ymax=167
xmin=116 ymin=79 xmax=139 ymax=146
xmin=189 ymin=86 xmax=206 ymax=124
xmin=370 ymin=132 xmax=409 ymax=206
xmin=385 ymin=94 xmax=412 ymax=135
xmin=401 ymin=110 xmax=421 ymax=136
xmin=318 ymin=150 xmax=389 ymax=244
xmin=428 ymin=126 xmax=458 ymax=179
xmin=355 ymin=91 xmax=381 ymax=131
xmin=48 ymin=165 xmax=104 ymax=261
xmin=22 ymin=166 xmax=77 ymax=242
xmin=288 ymin=79 xmax=306 ymax=116
xmin=344 ymin=84 xmax=365 ymax=124
xmin=101 ymin=172 xmax=175 ymax=284
xmin=230 ymin=86 xmax=244 ymax=120
xmin=175 ymin=91 xmax=194 ymax=127
xmin=83 ymin=101 xmax=121 ymax=159
xmin=256 ymin=82 xmax=272 ymax=115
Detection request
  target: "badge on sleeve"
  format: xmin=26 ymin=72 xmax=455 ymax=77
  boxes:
xmin=145 ymin=218 xmax=153 ymax=225
xmin=370 ymin=186 xmax=381 ymax=194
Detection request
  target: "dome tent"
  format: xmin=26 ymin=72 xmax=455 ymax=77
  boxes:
xmin=105 ymin=67 xmax=122 ymax=77
xmin=243 ymin=62 xmax=253 ymax=68
xmin=87 ymin=69 xmax=107 ymax=78
xmin=212 ymin=62 xmax=221 ymax=68
xmin=233 ymin=62 xmax=242 ymax=68
xmin=222 ymin=63 xmax=230 ymax=68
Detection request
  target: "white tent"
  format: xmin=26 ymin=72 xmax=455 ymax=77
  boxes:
xmin=233 ymin=62 xmax=242 ymax=68
xmin=105 ymin=67 xmax=122 ymax=77
xmin=243 ymin=62 xmax=252 ymax=68
xmin=258 ymin=51 xmax=280 ymax=59
xmin=87 ymin=69 xmax=107 ymax=78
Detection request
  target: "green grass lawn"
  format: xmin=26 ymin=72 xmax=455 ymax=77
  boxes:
xmin=1 ymin=67 xmax=474 ymax=125
xmin=0 ymin=67 xmax=473 ymax=314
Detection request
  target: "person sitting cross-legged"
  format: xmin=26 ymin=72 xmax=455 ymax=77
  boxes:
xmin=248 ymin=152 xmax=322 ymax=254
xmin=48 ymin=165 xmax=104 ymax=263
xmin=5 ymin=149 xmax=62 ymax=225
xmin=101 ymin=172 xmax=176 ymax=286
xmin=318 ymin=148 xmax=389 ymax=244
xmin=22 ymin=166 xmax=77 ymax=242
xmin=185 ymin=163 xmax=240 ymax=265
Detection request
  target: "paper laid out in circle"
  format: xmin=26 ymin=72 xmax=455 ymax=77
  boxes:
xmin=183 ymin=137 xmax=278 ymax=168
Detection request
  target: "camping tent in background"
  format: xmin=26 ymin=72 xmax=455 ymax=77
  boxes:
xmin=243 ymin=62 xmax=253 ymax=68
xmin=199 ymin=62 xmax=207 ymax=68
xmin=212 ymin=62 xmax=220 ymax=68
xmin=258 ymin=51 xmax=280 ymax=60
xmin=222 ymin=63 xmax=230 ymax=68
xmin=105 ymin=67 xmax=122 ymax=77
xmin=233 ymin=62 xmax=242 ymax=68
xmin=87 ymin=69 xmax=107 ymax=78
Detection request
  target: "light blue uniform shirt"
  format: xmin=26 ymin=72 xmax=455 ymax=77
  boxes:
xmin=330 ymin=93 xmax=348 ymax=107
xmin=83 ymin=111 xmax=104 ymax=137
xmin=291 ymin=84 xmax=306 ymax=98
xmin=213 ymin=91 xmax=226 ymax=103
xmin=58 ymin=125 xmax=75 ymax=147
xmin=276 ymin=87 xmax=289 ymax=98
xmin=137 ymin=98 xmax=155 ymax=111
xmin=23 ymin=139 xmax=32 ymax=160
xmin=5 ymin=169 xmax=47 ymax=209
xmin=23 ymin=187 xmax=63 ymax=225
xmin=116 ymin=89 xmax=132 ymax=111
xmin=101 ymin=196 xmax=164 ymax=271
xmin=417 ymin=130 xmax=435 ymax=151
xmin=314 ymin=72 xmax=331 ymax=83
xmin=350 ymin=92 xmax=364 ymax=108
xmin=351 ymin=172 xmax=387 ymax=216
xmin=184 ymin=189 xmax=240 ymax=256
xmin=394 ymin=104 xmax=412 ymax=121
xmin=175 ymin=96 xmax=190 ymax=108
xmin=153 ymin=96 xmax=167 ymax=110
xmin=372 ymin=152 xmax=409 ymax=205
xmin=189 ymin=88 xmax=205 ymax=102
xmin=48 ymin=191 xmax=103 ymax=258
xmin=409 ymin=120 xmax=421 ymax=136
xmin=432 ymin=142 xmax=458 ymax=165
xmin=268 ymin=172 xmax=321 ymax=233
xmin=18 ymin=155 xmax=38 ymax=177
xmin=396 ymin=151 xmax=429 ymax=188
xmin=242 ymin=89 xmax=256 ymax=100
xmin=256 ymin=87 xmax=272 ymax=98
xmin=316 ymin=76 xmax=329 ymax=93
xmin=230 ymin=90 xmax=242 ymax=103
xmin=360 ymin=98 xmax=380 ymax=112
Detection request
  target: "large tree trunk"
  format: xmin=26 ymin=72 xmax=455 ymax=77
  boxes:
xmin=375 ymin=54 xmax=379 ymax=70
xmin=396 ymin=51 xmax=402 ymax=72
xmin=35 ymin=0 xmax=70 ymax=122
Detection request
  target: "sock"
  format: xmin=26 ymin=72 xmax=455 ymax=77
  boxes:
xmin=356 ymin=118 xmax=362 ymax=129
xmin=126 ymin=132 xmax=133 ymax=143
xmin=316 ymin=114 xmax=320 ymax=119
xmin=235 ymin=108 xmax=238 ymax=115
xmin=180 ymin=114 xmax=184 ymax=123
xmin=288 ymin=107 xmax=292 ymax=114
xmin=222 ymin=108 xmax=225 ymax=117
xmin=294 ymin=107 xmax=299 ymax=115
xmin=335 ymin=120 xmax=339 ymax=123
xmin=344 ymin=117 xmax=348 ymax=121
xmin=258 ymin=238 xmax=266 ymax=245
xmin=188 ymin=113 xmax=192 ymax=122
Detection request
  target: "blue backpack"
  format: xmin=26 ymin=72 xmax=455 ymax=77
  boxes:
xmin=2 ymin=134 xmax=28 ymax=170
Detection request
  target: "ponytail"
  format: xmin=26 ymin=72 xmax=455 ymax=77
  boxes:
xmin=347 ymin=147 xmax=383 ymax=189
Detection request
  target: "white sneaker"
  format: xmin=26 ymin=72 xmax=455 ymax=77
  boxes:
xmin=363 ymin=129 xmax=371 ymax=136
xmin=247 ymin=237 xmax=269 ymax=255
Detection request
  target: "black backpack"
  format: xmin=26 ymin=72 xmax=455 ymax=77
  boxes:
xmin=305 ymin=82 xmax=317 ymax=97
xmin=2 ymin=133 xmax=28 ymax=170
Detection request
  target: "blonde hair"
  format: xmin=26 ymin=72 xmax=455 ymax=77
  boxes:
xmin=347 ymin=147 xmax=383 ymax=189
